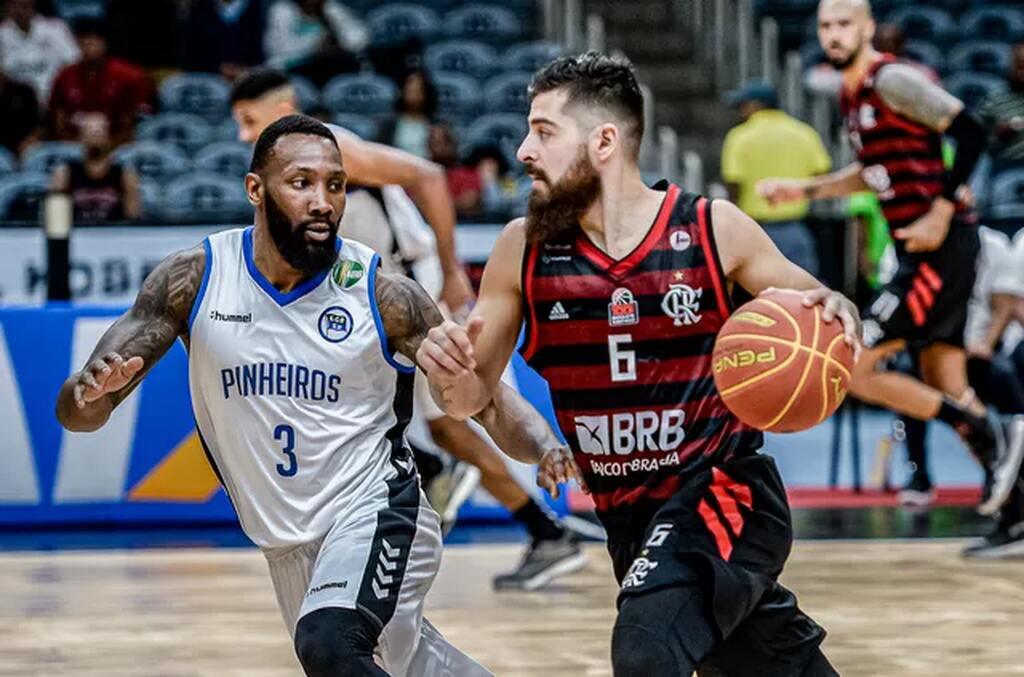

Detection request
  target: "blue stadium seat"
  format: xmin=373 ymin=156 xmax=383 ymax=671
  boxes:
xmin=113 ymin=141 xmax=191 ymax=180
xmin=990 ymin=168 xmax=1024 ymax=206
xmin=217 ymin=118 xmax=241 ymax=143
xmin=0 ymin=172 xmax=50 ymax=220
xmin=136 ymin=113 xmax=214 ymax=153
xmin=322 ymin=74 xmax=398 ymax=116
xmin=963 ymin=7 xmax=1024 ymax=42
xmin=503 ymin=42 xmax=566 ymax=74
xmin=194 ymin=142 xmax=252 ymax=178
xmin=291 ymin=75 xmax=322 ymax=114
xmin=137 ymin=180 xmax=163 ymax=219
xmin=464 ymin=113 xmax=527 ymax=165
xmin=0 ymin=147 xmax=15 ymax=174
xmin=425 ymin=41 xmax=498 ymax=80
xmin=159 ymin=73 xmax=231 ymax=123
xmin=22 ymin=142 xmax=83 ymax=174
xmin=885 ymin=7 xmax=956 ymax=43
xmin=331 ymin=114 xmax=378 ymax=140
xmin=55 ymin=0 xmax=104 ymax=21
xmin=799 ymin=41 xmax=824 ymax=67
xmin=443 ymin=5 xmax=523 ymax=44
xmin=484 ymin=72 xmax=532 ymax=114
xmin=948 ymin=40 xmax=1012 ymax=77
xmin=944 ymin=72 xmax=1008 ymax=111
xmin=367 ymin=4 xmax=441 ymax=46
xmin=162 ymin=172 xmax=250 ymax=222
xmin=432 ymin=71 xmax=483 ymax=119
xmin=903 ymin=40 xmax=945 ymax=74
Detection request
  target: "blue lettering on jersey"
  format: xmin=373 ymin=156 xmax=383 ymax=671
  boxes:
xmin=221 ymin=362 xmax=341 ymax=402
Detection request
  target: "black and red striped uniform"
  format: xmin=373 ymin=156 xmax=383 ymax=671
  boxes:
xmin=520 ymin=184 xmax=762 ymax=537
xmin=840 ymin=54 xmax=975 ymax=247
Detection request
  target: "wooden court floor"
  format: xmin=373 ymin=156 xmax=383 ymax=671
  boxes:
xmin=1 ymin=540 xmax=1023 ymax=676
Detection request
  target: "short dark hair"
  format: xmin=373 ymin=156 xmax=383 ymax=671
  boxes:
xmin=249 ymin=114 xmax=339 ymax=174
xmin=231 ymin=67 xmax=292 ymax=106
xmin=529 ymin=51 xmax=645 ymax=156
xmin=72 ymin=16 xmax=106 ymax=39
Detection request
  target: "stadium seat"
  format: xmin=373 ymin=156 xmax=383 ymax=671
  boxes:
xmin=990 ymin=168 xmax=1024 ymax=207
xmin=0 ymin=172 xmax=50 ymax=220
xmin=113 ymin=141 xmax=191 ymax=180
xmin=0 ymin=147 xmax=17 ymax=174
xmin=22 ymin=142 xmax=83 ymax=174
xmin=948 ymin=40 xmax=1012 ymax=77
xmin=55 ymin=0 xmax=104 ymax=21
xmin=162 ymin=172 xmax=250 ymax=222
xmin=944 ymin=72 xmax=1008 ymax=111
xmin=137 ymin=180 xmax=163 ymax=219
xmin=367 ymin=4 xmax=441 ymax=46
xmin=291 ymin=75 xmax=322 ymax=114
xmin=425 ymin=41 xmax=498 ymax=80
xmin=433 ymin=71 xmax=484 ymax=119
xmin=159 ymin=73 xmax=231 ymax=123
xmin=463 ymin=113 xmax=527 ymax=165
xmin=194 ymin=142 xmax=252 ymax=178
xmin=443 ymin=5 xmax=523 ymax=45
xmin=136 ymin=113 xmax=214 ymax=153
xmin=800 ymin=41 xmax=825 ymax=67
xmin=217 ymin=118 xmax=241 ymax=143
xmin=484 ymin=72 xmax=533 ymax=114
xmin=504 ymin=42 xmax=566 ymax=74
xmin=903 ymin=40 xmax=945 ymax=74
xmin=331 ymin=113 xmax=378 ymax=140
xmin=885 ymin=7 xmax=956 ymax=44
xmin=962 ymin=7 xmax=1024 ymax=42
xmin=322 ymin=74 xmax=398 ymax=116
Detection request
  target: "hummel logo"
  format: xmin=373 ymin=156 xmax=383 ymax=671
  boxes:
xmin=209 ymin=310 xmax=251 ymax=323
xmin=372 ymin=539 xmax=401 ymax=600
xmin=549 ymin=302 xmax=569 ymax=320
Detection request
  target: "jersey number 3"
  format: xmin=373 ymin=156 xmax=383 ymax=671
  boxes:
xmin=274 ymin=424 xmax=298 ymax=477
xmin=608 ymin=334 xmax=637 ymax=382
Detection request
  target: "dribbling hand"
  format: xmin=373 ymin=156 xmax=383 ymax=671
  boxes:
xmin=72 ymin=352 xmax=145 ymax=409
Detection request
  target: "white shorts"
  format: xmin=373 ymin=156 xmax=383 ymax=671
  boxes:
xmin=263 ymin=478 xmax=490 ymax=676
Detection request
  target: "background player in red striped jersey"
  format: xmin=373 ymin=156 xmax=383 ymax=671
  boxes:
xmin=759 ymin=0 xmax=1024 ymax=517
xmin=417 ymin=52 xmax=860 ymax=676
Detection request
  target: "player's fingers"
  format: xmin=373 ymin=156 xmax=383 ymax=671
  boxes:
xmin=821 ymin=296 xmax=840 ymax=322
xmin=122 ymin=356 xmax=145 ymax=377
xmin=891 ymin=227 xmax=910 ymax=240
xmin=537 ymin=470 xmax=559 ymax=499
xmin=759 ymin=286 xmax=778 ymax=297
xmin=80 ymin=369 xmax=100 ymax=391
xmin=801 ymin=287 xmax=829 ymax=307
xmin=420 ymin=341 xmax=467 ymax=377
xmin=465 ymin=317 xmax=485 ymax=346
xmin=428 ymin=326 xmax=473 ymax=371
xmin=442 ymin=322 xmax=476 ymax=367
xmin=73 ymin=383 xmax=85 ymax=409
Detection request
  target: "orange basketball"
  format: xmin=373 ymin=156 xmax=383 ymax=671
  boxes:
xmin=712 ymin=289 xmax=854 ymax=433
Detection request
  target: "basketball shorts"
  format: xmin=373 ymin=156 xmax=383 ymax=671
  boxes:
xmin=608 ymin=454 xmax=831 ymax=675
xmin=862 ymin=224 xmax=980 ymax=350
xmin=263 ymin=477 xmax=490 ymax=676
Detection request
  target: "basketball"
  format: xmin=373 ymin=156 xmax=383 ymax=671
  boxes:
xmin=712 ymin=289 xmax=854 ymax=433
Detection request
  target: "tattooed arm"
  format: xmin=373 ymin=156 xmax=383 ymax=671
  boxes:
xmin=874 ymin=63 xmax=963 ymax=132
xmin=55 ymin=244 xmax=206 ymax=432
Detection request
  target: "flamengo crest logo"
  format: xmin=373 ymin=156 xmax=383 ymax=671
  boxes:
xmin=608 ymin=288 xmax=639 ymax=326
xmin=661 ymin=284 xmax=702 ymax=327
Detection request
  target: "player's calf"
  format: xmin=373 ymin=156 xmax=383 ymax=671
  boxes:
xmin=294 ymin=608 xmax=387 ymax=677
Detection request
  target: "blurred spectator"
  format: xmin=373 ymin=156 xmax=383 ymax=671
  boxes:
xmin=429 ymin=123 xmax=481 ymax=217
xmin=722 ymin=81 xmax=830 ymax=277
xmin=265 ymin=0 xmax=366 ymax=87
xmin=182 ymin=0 xmax=265 ymax=81
xmin=467 ymin=143 xmax=528 ymax=214
xmin=0 ymin=59 xmax=41 ymax=155
xmin=49 ymin=18 xmax=153 ymax=145
xmin=979 ymin=44 xmax=1024 ymax=164
xmin=0 ymin=0 xmax=79 ymax=102
xmin=105 ymin=0 xmax=182 ymax=72
xmin=377 ymin=69 xmax=439 ymax=159
xmin=50 ymin=113 xmax=140 ymax=222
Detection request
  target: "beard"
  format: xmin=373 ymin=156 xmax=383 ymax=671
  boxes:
xmin=264 ymin=189 xmax=339 ymax=275
xmin=825 ymin=42 xmax=860 ymax=70
xmin=524 ymin=147 xmax=601 ymax=245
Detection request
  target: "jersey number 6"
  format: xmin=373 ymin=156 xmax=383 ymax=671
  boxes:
xmin=274 ymin=424 xmax=298 ymax=477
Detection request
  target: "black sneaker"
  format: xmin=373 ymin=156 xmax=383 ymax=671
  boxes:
xmin=962 ymin=522 xmax=1024 ymax=559
xmin=898 ymin=472 xmax=935 ymax=508
xmin=493 ymin=532 xmax=588 ymax=591
xmin=978 ymin=414 xmax=1024 ymax=516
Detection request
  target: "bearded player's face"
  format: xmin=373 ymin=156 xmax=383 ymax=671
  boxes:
xmin=818 ymin=5 xmax=872 ymax=70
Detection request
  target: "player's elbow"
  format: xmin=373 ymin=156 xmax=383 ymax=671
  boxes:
xmin=55 ymin=385 xmax=106 ymax=433
xmin=412 ymin=161 xmax=448 ymax=196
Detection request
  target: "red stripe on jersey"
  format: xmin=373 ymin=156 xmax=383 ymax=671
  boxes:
xmin=531 ymin=268 xmax=706 ymax=303
xmin=882 ymin=202 xmax=933 ymax=223
xmin=912 ymin=276 xmax=935 ymax=308
xmin=919 ymin=262 xmax=942 ymax=291
xmin=907 ymin=289 xmax=926 ymax=326
xmin=859 ymin=136 xmax=936 ymax=157
xmin=697 ymin=197 xmax=730 ymax=317
xmin=592 ymin=473 xmax=683 ymax=513
xmin=712 ymin=468 xmax=753 ymax=508
xmin=521 ymin=244 xmax=540 ymax=360
xmin=543 ymin=354 xmax=711 ymax=390
xmin=710 ymin=484 xmax=745 ymax=537
xmin=698 ymin=499 xmax=733 ymax=560
xmin=873 ymin=158 xmax=945 ymax=177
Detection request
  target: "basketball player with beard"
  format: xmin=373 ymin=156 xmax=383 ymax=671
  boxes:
xmin=759 ymin=0 xmax=1024 ymax=517
xmin=418 ymin=52 xmax=860 ymax=675
xmin=55 ymin=115 xmax=575 ymax=676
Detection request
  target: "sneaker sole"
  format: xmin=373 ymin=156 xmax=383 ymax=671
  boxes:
xmin=898 ymin=489 xmax=935 ymax=508
xmin=963 ymin=537 xmax=1024 ymax=559
xmin=498 ymin=550 xmax=589 ymax=592
xmin=979 ymin=416 xmax=1024 ymax=516
xmin=441 ymin=465 xmax=481 ymax=526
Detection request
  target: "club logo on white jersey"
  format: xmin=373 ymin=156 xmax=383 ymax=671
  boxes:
xmin=372 ymin=539 xmax=401 ymax=600
xmin=573 ymin=410 xmax=686 ymax=456
xmin=549 ymin=302 xmax=570 ymax=320
xmin=318 ymin=306 xmax=354 ymax=343
xmin=621 ymin=556 xmax=659 ymax=589
xmin=661 ymin=284 xmax=702 ymax=327
xmin=669 ymin=229 xmax=692 ymax=252
xmin=608 ymin=288 xmax=639 ymax=326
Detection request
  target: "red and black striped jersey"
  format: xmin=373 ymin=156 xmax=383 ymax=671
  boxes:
xmin=519 ymin=184 xmax=762 ymax=535
xmin=840 ymin=54 xmax=974 ymax=248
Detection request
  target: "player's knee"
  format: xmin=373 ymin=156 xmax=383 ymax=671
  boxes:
xmin=611 ymin=590 xmax=710 ymax=676
xmin=611 ymin=622 xmax=685 ymax=676
xmin=294 ymin=608 xmax=384 ymax=677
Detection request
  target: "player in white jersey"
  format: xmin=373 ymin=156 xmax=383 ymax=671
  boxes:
xmin=229 ymin=68 xmax=587 ymax=590
xmin=56 ymin=115 xmax=579 ymax=675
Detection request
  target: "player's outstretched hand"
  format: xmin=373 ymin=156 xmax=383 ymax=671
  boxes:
xmin=797 ymin=287 xmax=863 ymax=361
xmin=892 ymin=200 xmax=953 ymax=253
xmin=417 ymin=317 xmax=485 ymax=383
xmin=72 ymin=353 xmax=144 ymax=409
xmin=537 ymin=446 xmax=588 ymax=499
xmin=756 ymin=178 xmax=807 ymax=206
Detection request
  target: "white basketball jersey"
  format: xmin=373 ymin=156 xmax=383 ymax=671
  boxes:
xmin=188 ymin=227 xmax=416 ymax=548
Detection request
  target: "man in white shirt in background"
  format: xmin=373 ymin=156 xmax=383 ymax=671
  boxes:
xmin=0 ymin=0 xmax=79 ymax=102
